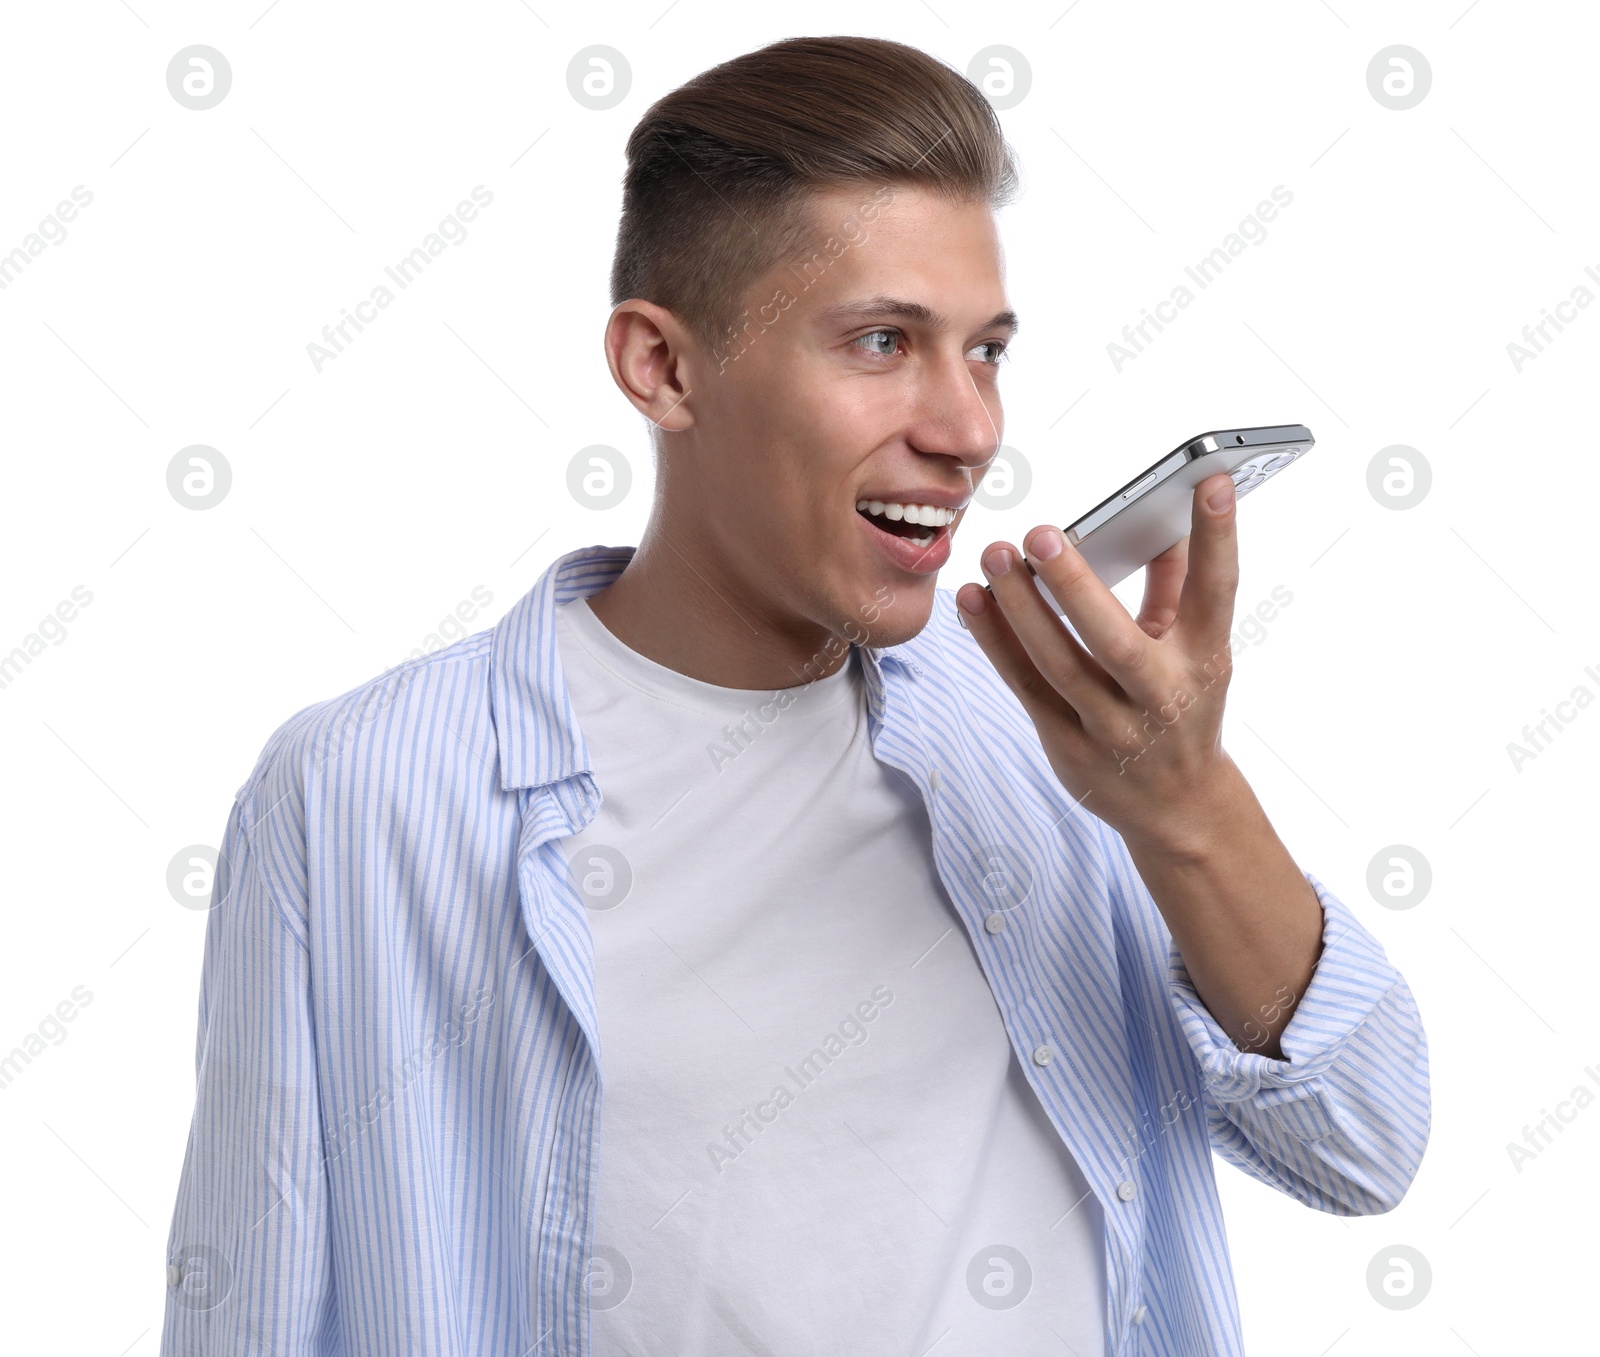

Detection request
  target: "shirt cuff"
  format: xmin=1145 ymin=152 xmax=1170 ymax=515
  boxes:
xmin=1166 ymin=870 xmax=1401 ymax=1102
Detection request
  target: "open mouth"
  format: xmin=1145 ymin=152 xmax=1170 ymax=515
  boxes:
xmin=855 ymin=500 xmax=957 ymax=550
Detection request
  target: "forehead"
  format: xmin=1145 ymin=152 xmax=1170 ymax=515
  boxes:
xmin=788 ymin=184 xmax=1009 ymax=321
xmin=799 ymin=182 xmax=1001 ymax=258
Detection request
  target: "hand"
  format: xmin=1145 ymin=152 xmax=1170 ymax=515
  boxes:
xmin=954 ymin=472 xmax=1245 ymax=851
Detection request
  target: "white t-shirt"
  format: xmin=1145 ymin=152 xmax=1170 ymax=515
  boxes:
xmin=554 ymin=595 xmax=1107 ymax=1357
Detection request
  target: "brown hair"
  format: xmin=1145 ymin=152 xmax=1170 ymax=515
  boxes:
xmin=609 ymin=36 xmax=1021 ymax=363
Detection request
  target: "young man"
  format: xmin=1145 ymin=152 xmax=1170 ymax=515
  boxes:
xmin=161 ymin=35 xmax=1430 ymax=1357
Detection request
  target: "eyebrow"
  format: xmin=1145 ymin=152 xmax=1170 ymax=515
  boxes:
xmin=813 ymin=294 xmax=1019 ymax=339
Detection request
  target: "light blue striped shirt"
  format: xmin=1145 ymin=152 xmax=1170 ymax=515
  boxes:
xmin=161 ymin=542 xmax=1431 ymax=1356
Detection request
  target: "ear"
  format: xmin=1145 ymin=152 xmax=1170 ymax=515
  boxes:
xmin=604 ymin=300 xmax=696 ymax=432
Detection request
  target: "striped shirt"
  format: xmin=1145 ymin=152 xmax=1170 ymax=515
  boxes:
xmin=160 ymin=542 xmax=1431 ymax=1357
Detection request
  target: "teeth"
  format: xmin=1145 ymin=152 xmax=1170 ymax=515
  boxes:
xmin=855 ymin=499 xmax=960 ymax=527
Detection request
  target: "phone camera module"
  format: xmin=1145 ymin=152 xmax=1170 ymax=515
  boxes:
xmin=1230 ymin=461 xmax=1269 ymax=495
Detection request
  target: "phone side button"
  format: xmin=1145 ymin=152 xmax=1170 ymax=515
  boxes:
xmin=1122 ymin=472 xmax=1157 ymax=499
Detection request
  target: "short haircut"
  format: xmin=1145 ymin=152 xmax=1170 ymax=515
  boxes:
xmin=609 ymin=36 xmax=1021 ymax=363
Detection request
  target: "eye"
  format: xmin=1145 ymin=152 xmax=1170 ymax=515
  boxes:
xmin=851 ymin=328 xmax=902 ymax=358
xmin=849 ymin=331 xmax=1010 ymax=364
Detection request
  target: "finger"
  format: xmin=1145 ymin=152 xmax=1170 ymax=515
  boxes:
xmin=1174 ymin=475 xmax=1240 ymax=658
xmin=981 ymin=539 xmax=1126 ymax=713
xmin=1136 ymin=536 xmax=1189 ymax=640
xmin=1015 ymin=526 xmax=1156 ymax=696
xmin=953 ymin=579 xmax=1086 ymax=733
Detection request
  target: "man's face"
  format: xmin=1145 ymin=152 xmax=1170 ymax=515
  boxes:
xmin=671 ymin=183 xmax=1013 ymax=653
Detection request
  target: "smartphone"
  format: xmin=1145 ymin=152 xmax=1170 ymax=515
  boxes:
xmin=1026 ymin=423 xmax=1314 ymax=615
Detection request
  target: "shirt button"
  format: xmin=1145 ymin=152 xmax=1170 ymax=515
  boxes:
xmin=929 ymin=768 xmax=942 ymax=790
xmin=1132 ymin=1304 xmax=1148 ymax=1324
xmin=1031 ymin=1044 xmax=1054 ymax=1067
xmin=984 ymin=912 xmax=1006 ymax=934
xmin=167 ymin=1262 xmax=182 ymax=1287
xmin=1117 ymin=1179 xmax=1138 ymax=1201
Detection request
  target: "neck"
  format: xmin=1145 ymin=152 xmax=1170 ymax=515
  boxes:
xmin=584 ymin=522 xmax=851 ymax=692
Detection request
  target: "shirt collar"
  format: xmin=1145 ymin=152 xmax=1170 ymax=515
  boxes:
xmin=488 ymin=543 xmax=925 ymax=792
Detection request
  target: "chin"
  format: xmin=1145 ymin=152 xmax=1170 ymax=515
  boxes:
xmin=844 ymin=579 xmax=935 ymax=649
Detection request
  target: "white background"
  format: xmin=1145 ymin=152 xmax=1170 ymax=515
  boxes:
xmin=1 ymin=1 xmax=1595 ymax=1351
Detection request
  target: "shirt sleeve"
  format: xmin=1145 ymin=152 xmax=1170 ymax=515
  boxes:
xmin=1164 ymin=868 xmax=1432 ymax=1215
xmin=160 ymin=793 xmax=336 ymax=1355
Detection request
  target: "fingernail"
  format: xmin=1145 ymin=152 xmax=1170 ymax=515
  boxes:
xmin=1030 ymin=527 xmax=1063 ymax=561
xmin=957 ymin=588 xmax=987 ymax=621
xmin=983 ymin=547 xmax=1013 ymax=577
xmin=1207 ymin=480 xmax=1235 ymax=513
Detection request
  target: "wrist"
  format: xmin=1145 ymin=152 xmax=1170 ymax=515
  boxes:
xmin=1118 ymin=754 xmax=1259 ymax=869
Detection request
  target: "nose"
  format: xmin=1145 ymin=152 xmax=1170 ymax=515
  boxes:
xmin=899 ymin=349 xmax=1004 ymax=487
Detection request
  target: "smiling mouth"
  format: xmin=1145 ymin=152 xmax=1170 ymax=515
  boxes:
xmin=855 ymin=500 xmax=958 ymax=549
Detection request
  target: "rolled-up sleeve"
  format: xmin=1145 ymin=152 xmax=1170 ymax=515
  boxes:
xmin=161 ymin=792 xmax=335 ymax=1354
xmin=1166 ymin=870 xmax=1432 ymax=1215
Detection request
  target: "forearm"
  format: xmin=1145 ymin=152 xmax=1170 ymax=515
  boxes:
xmin=1119 ymin=756 xmax=1325 ymax=1060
